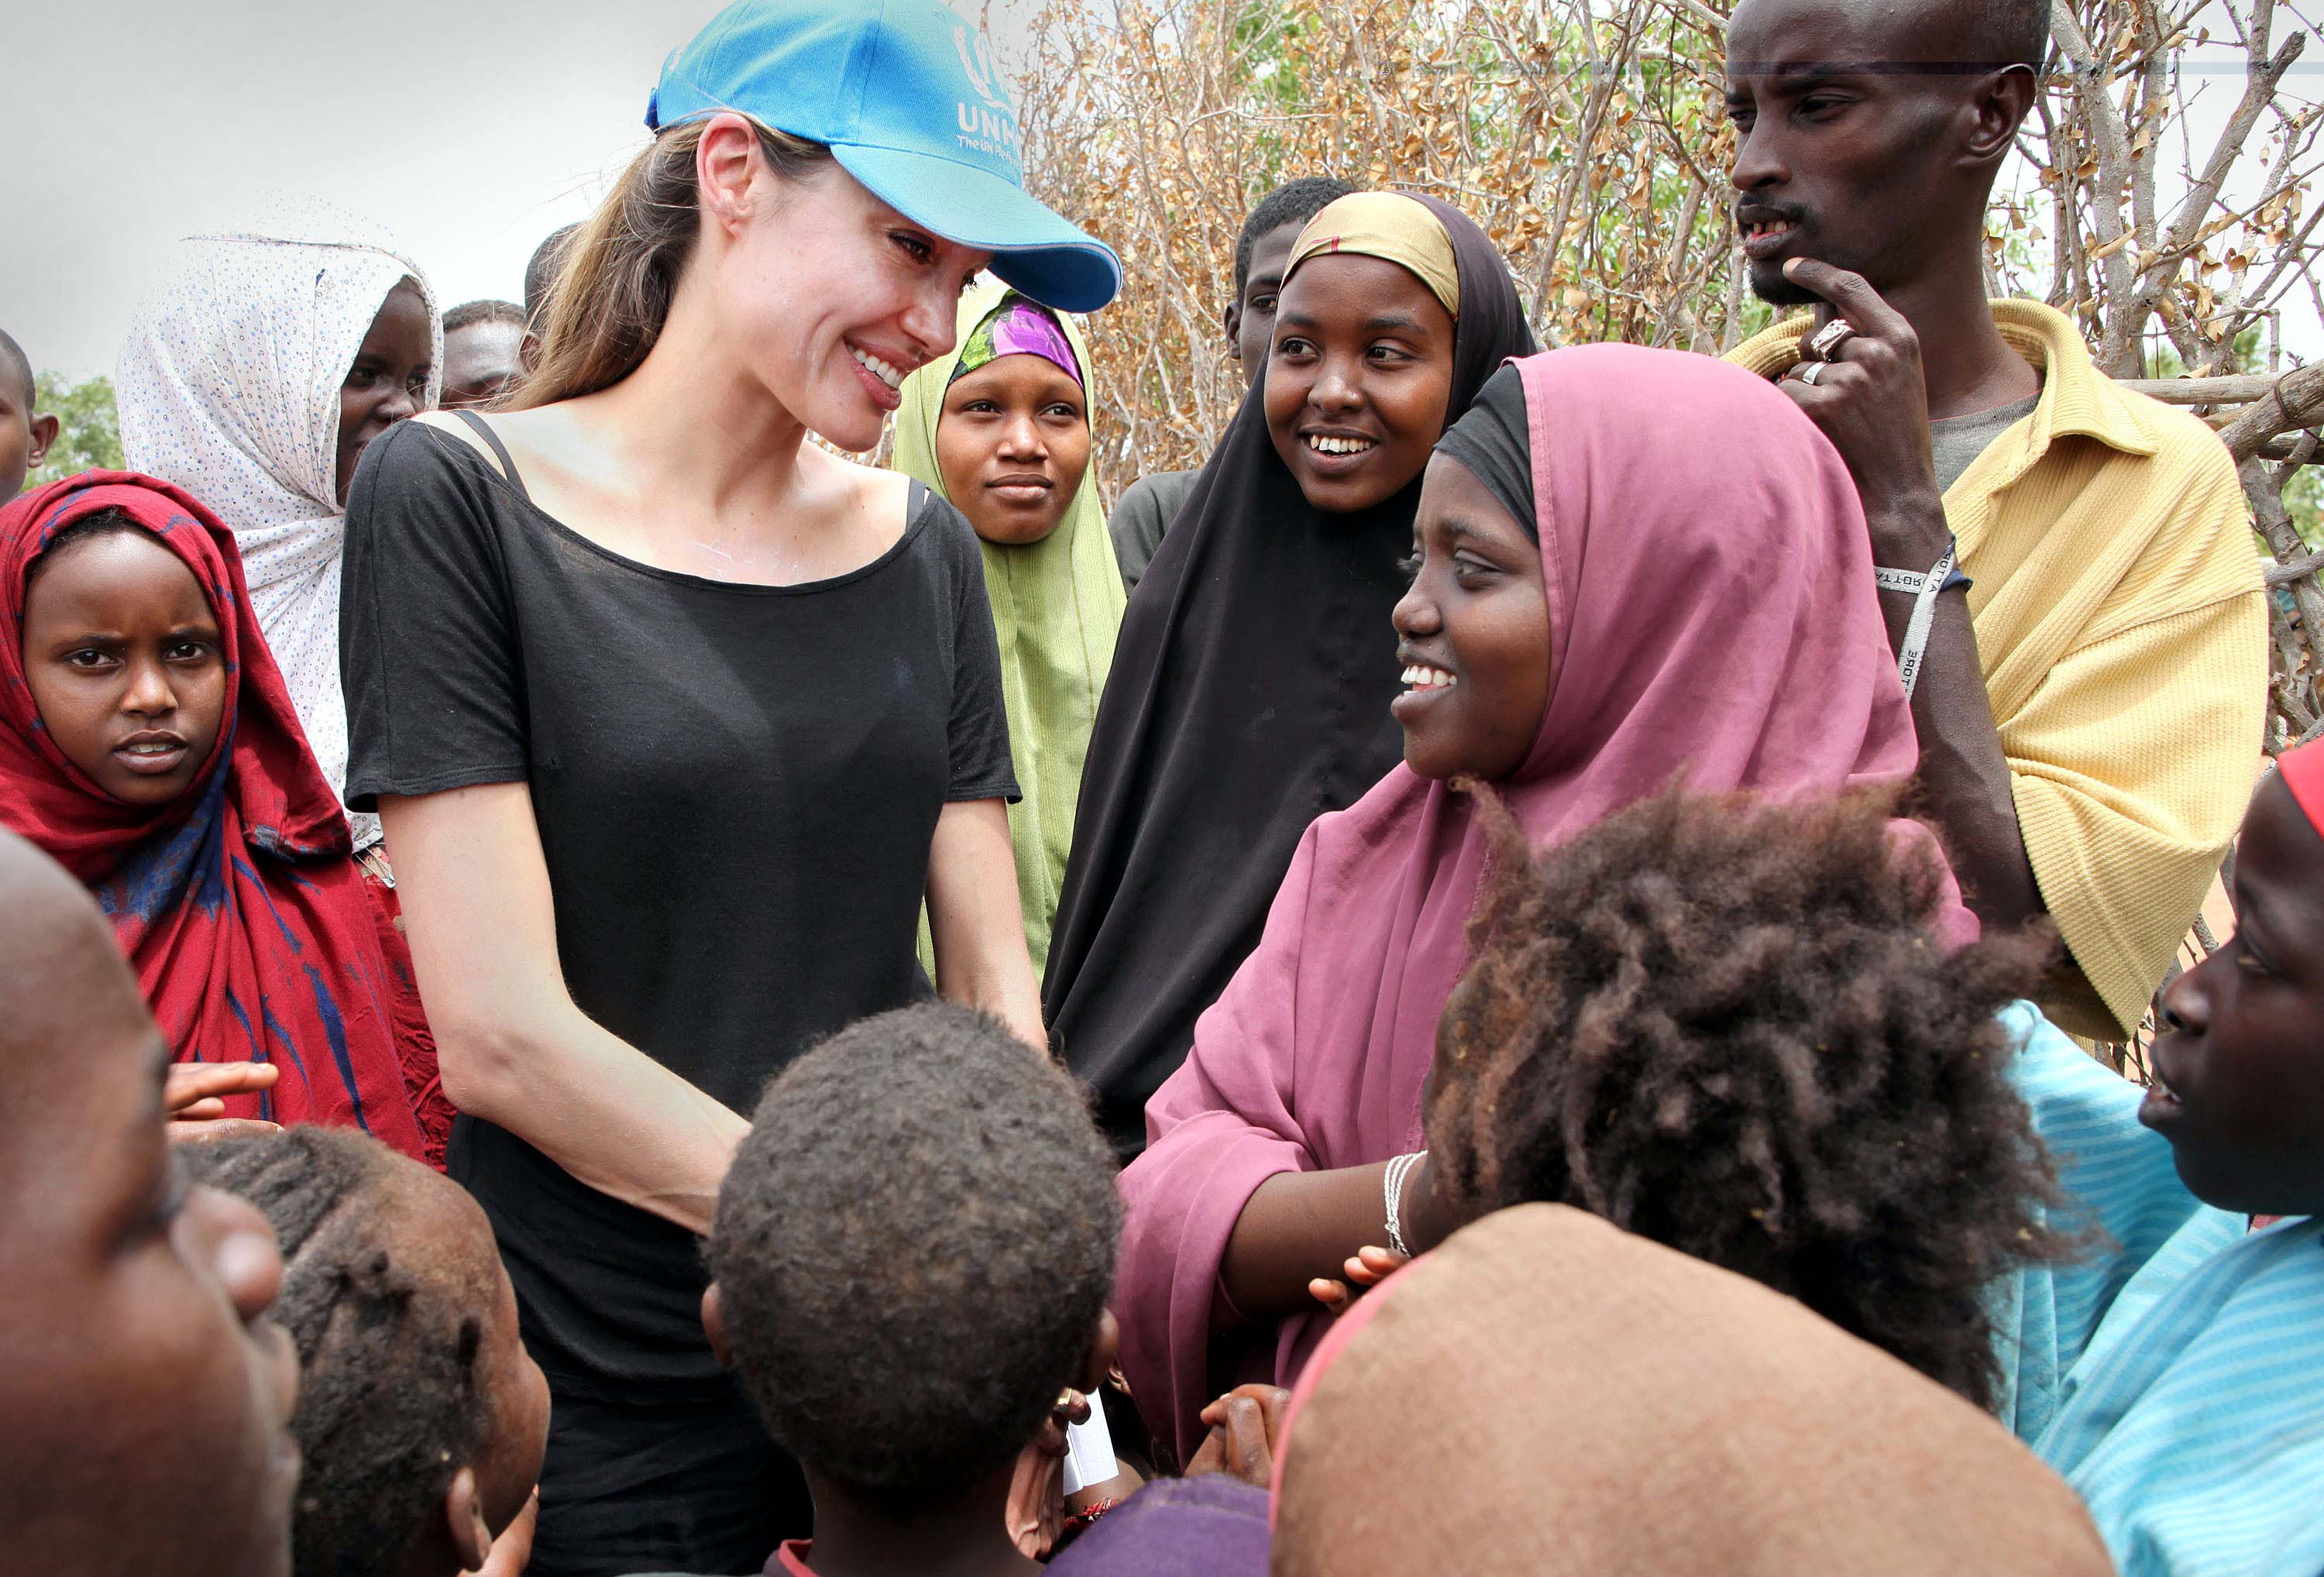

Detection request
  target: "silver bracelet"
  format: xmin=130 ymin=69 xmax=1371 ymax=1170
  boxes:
xmin=1383 ymin=1149 xmax=1426 ymax=1259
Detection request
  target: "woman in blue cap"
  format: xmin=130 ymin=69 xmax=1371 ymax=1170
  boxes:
xmin=336 ymin=2 xmax=1119 ymax=1571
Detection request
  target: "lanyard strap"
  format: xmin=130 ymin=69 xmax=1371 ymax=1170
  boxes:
xmin=1872 ymin=540 xmax=1958 ymax=701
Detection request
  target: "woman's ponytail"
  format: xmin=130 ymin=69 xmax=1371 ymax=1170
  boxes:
xmin=511 ymin=120 xmax=829 ymax=408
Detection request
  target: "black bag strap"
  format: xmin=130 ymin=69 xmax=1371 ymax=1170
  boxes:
xmin=451 ymin=409 xmax=529 ymax=502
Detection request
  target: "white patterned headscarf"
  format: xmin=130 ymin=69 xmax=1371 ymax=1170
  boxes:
xmin=117 ymin=194 xmax=441 ymax=853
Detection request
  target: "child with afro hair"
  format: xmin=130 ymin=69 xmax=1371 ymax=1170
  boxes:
xmin=1407 ymin=784 xmax=2074 ymax=1409
xmin=183 ymin=1126 xmax=549 ymax=1577
xmin=704 ymin=1001 xmax=1122 ymax=1577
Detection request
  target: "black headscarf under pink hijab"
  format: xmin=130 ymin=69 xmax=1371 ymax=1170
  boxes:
xmin=1043 ymin=193 xmax=1536 ymax=1153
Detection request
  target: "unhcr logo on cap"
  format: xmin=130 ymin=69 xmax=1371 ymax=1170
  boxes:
xmin=955 ymin=21 xmax=1006 ymax=108
xmin=641 ymin=0 xmax=1118 ymax=310
xmin=949 ymin=15 xmax=1020 ymax=170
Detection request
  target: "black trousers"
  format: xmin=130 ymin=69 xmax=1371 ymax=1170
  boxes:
xmin=526 ymin=1379 xmax=811 ymax=1577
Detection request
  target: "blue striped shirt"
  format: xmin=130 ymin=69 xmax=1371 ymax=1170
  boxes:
xmin=1998 ymin=1003 xmax=2324 ymax=1576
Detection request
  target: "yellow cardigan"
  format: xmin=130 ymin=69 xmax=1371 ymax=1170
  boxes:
xmin=1731 ymin=300 xmax=2267 ymax=1041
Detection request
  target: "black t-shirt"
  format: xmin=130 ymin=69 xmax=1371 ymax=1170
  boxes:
xmin=341 ymin=421 xmax=1016 ymax=1392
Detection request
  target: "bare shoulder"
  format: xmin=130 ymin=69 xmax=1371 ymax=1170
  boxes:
xmin=412 ymin=404 xmax=579 ymax=487
xmin=806 ymin=442 xmax=915 ymax=525
xmin=410 ymin=409 xmax=504 ymax=477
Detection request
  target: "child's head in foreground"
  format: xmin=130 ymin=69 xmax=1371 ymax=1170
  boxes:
xmin=0 ymin=330 xmax=58 ymax=501
xmin=706 ymin=1002 xmax=1121 ymax=1509
xmin=0 ymin=828 xmax=298 ymax=1577
xmin=2145 ymin=740 xmax=2324 ymax=1216
xmin=1424 ymin=785 xmax=2070 ymax=1407
xmin=184 ymin=1126 xmax=548 ymax=1577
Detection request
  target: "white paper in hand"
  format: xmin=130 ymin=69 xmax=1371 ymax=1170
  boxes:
xmin=1059 ymin=1392 xmax=1118 ymax=1496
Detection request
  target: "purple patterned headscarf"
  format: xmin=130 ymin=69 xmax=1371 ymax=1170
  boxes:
xmin=951 ymin=293 xmax=1083 ymax=387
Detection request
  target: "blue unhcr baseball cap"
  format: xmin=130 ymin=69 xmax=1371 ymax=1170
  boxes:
xmin=646 ymin=0 xmax=1122 ymax=314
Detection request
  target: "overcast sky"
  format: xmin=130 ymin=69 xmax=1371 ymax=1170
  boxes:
xmin=5 ymin=4 xmax=2314 ymax=381
xmin=3 ymin=0 xmax=1039 ymax=380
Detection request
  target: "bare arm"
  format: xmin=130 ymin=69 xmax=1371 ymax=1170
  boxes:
xmin=924 ymin=797 xmax=1046 ymax=1050
xmin=1219 ymin=1164 xmax=1397 ymax=1319
xmin=1865 ymin=503 xmax=2044 ymax=930
xmin=381 ymin=783 xmax=748 ymax=1235
xmin=1775 ymin=258 xmax=2044 ymax=932
xmin=1219 ymin=1154 xmax=1459 ymax=1320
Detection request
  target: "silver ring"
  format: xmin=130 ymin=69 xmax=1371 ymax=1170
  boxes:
xmin=1804 ymin=319 xmax=1858 ymax=362
xmin=1797 ymin=360 xmax=1827 ymax=387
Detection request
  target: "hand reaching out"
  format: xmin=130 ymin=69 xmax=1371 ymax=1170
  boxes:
xmin=164 ymin=1061 xmax=283 ymax=1144
xmin=1184 ymin=1383 xmax=1294 ymax=1487
xmin=1308 ymin=1243 xmax=1408 ymax=1317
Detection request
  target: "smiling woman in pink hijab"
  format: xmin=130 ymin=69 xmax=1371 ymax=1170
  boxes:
xmin=1112 ymin=342 xmax=1977 ymax=1463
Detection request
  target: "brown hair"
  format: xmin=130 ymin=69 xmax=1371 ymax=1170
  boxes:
xmin=1425 ymin=784 xmax=2074 ymax=1409
xmin=511 ymin=119 xmax=831 ymax=409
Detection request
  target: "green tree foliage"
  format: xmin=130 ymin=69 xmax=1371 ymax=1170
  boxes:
xmin=2288 ymin=464 xmax=2322 ymax=549
xmin=26 ymin=372 xmax=124 ymax=489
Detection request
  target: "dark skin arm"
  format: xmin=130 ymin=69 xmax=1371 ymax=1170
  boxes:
xmin=1219 ymin=1155 xmax=1460 ymax=1320
xmin=1775 ymin=256 xmax=2044 ymax=934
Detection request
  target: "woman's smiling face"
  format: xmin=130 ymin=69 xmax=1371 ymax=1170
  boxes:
xmin=692 ymin=116 xmax=991 ymax=457
xmin=1263 ymin=253 xmax=1456 ymax=514
xmin=1391 ymin=452 xmax=1550 ymax=783
xmin=933 ymin=352 xmax=1091 ymax=547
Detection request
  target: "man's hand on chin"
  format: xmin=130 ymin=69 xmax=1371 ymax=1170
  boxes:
xmin=1773 ymin=256 xmax=1951 ymax=567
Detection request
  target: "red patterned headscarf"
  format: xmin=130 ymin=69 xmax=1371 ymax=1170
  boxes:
xmin=0 ymin=471 xmax=442 ymax=1161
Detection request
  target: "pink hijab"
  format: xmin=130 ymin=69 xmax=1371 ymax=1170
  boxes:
xmin=1114 ymin=343 xmax=1974 ymax=1463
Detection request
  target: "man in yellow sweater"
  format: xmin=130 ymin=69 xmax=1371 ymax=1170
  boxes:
xmin=1721 ymin=0 xmax=2267 ymax=1043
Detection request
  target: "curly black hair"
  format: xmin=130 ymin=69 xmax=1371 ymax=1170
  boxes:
xmin=1423 ymin=786 xmax=2072 ymax=1409
xmin=181 ymin=1127 xmax=492 ymax=1577
xmin=708 ymin=1002 xmax=1120 ymax=1500
xmin=1235 ymin=176 xmax=1359 ymax=298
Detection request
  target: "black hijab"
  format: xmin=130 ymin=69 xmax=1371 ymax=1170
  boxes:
xmin=1044 ymin=194 xmax=1538 ymax=1153
xmin=1433 ymin=362 xmax=1535 ymax=534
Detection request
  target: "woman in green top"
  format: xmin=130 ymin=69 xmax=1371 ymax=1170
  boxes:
xmin=896 ymin=282 xmax=1124 ymax=977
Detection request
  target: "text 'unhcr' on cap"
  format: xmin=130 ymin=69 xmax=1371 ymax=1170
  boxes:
xmin=645 ymin=0 xmax=1122 ymax=313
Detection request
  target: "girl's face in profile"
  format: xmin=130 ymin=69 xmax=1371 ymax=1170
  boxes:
xmin=2146 ymin=769 xmax=2324 ymax=1216
xmin=935 ymin=353 xmax=1092 ymax=547
xmin=21 ymin=525 xmax=227 ymax=808
xmin=1391 ymin=452 xmax=1549 ymax=783
xmin=1264 ymin=253 xmax=1456 ymax=514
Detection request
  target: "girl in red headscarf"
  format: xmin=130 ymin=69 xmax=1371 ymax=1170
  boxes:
xmin=0 ymin=471 xmax=448 ymax=1163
